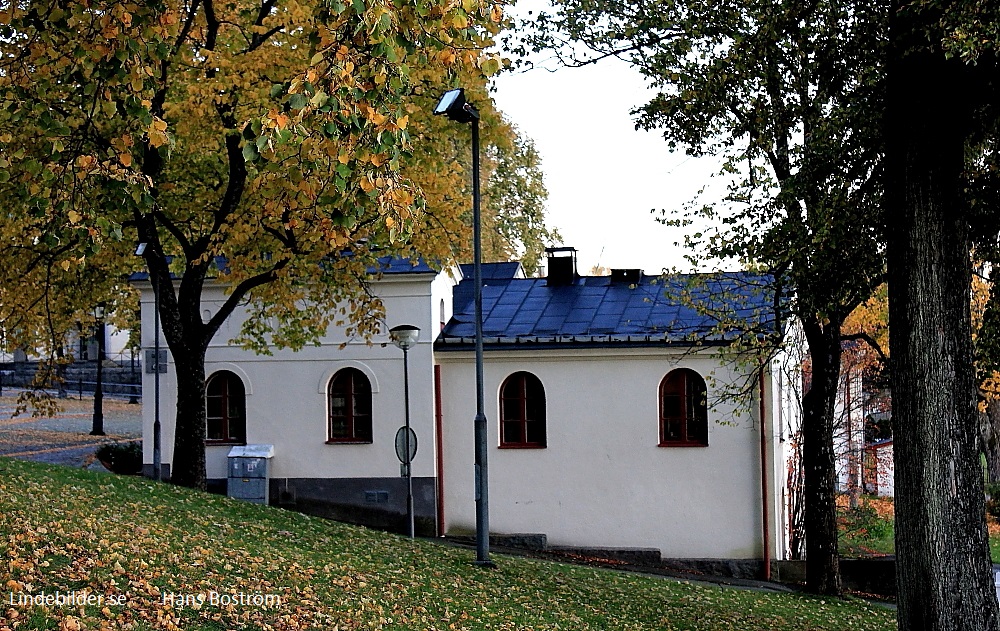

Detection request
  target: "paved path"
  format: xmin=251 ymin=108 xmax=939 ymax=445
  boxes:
xmin=0 ymin=392 xmax=142 ymax=469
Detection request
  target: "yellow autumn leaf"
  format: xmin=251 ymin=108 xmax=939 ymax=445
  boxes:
xmin=68 ymin=210 xmax=82 ymax=224
xmin=396 ymin=115 xmax=408 ymax=130
xmin=149 ymin=129 xmax=169 ymax=148
xmin=359 ymin=176 xmax=375 ymax=193
xmin=120 ymin=152 xmax=132 ymax=167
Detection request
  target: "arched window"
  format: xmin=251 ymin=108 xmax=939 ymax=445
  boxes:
xmin=206 ymin=371 xmax=246 ymax=444
xmin=327 ymin=368 xmax=373 ymax=443
xmin=500 ymin=371 xmax=546 ymax=448
xmin=659 ymin=369 xmax=708 ymax=446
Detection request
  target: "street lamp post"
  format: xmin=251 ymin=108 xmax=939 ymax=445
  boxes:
xmin=136 ymin=243 xmax=162 ymax=481
xmin=434 ymin=87 xmax=493 ymax=566
xmin=91 ymin=302 xmax=106 ymax=436
xmin=390 ymin=324 xmax=420 ymax=538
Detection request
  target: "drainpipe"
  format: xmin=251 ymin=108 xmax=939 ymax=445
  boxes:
xmin=759 ymin=367 xmax=772 ymax=581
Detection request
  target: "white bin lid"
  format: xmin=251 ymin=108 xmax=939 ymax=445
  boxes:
xmin=227 ymin=444 xmax=275 ymax=458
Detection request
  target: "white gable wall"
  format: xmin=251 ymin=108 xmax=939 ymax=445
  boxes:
xmin=437 ymin=346 xmax=784 ymax=559
xmin=138 ymin=271 xmax=447 ymax=482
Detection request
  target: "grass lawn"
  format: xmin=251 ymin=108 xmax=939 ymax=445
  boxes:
xmin=838 ymin=494 xmax=1000 ymax=563
xmin=837 ymin=496 xmax=896 ymax=558
xmin=0 ymin=459 xmax=896 ymax=631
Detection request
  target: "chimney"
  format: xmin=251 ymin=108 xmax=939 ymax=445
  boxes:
xmin=610 ymin=269 xmax=643 ymax=284
xmin=545 ymin=247 xmax=578 ymax=286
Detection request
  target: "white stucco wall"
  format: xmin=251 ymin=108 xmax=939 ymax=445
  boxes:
xmin=138 ymin=270 xmax=450 ymax=482
xmin=436 ymin=346 xmax=785 ymax=560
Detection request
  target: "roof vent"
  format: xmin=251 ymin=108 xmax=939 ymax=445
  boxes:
xmin=545 ymin=247 xmax=578 ymax=286
xmin=610 ymin=269 xmax=643 ymax=284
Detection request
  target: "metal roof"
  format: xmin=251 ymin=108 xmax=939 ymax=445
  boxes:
xmin=458 ymin=261 xmax=524 ymax=281
xmin=436 ymin=271 xmax=780 ymax=349
xmin=128 ymin=255 xmax=435 ymax=282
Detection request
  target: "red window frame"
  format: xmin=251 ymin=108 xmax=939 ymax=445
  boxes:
xmin=327 ymin=368 xmax=373 ymax=444
xmin=499 ymin=371 xmax=546 ymax=448
xmin=206 ymin=371 xmax=246 ymax=444
xmin=659 ymin=369 xmax=708 ymax=447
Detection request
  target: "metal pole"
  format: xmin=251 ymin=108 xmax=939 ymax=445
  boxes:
xmin=471 ymin=117 xmax=492 ymax=566
xmin=91 ymin=319 xmax=105 ymax=436
xmin=153 ymin=268 xmax=162 ymax=481
xmin=129 ymin=347 xmax=138 ymax=404
xmin=403 ymin=345 xmax=414 ymax=538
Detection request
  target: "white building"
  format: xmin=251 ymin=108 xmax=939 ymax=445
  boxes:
xmin=137 ymin=248 xmax=803 ymax=562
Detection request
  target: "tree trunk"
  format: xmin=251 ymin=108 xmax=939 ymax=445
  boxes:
xmin=888 ymin=16 xmax=999 ymax=628
xmin=169 ymin=345 xmax=208 ymax=489
xmin=152 ymin=260 xmax=212 ymax=490
xmin=802 ymin=318 xmax=843 ymax=595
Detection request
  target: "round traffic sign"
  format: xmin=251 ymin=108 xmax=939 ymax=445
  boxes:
xmin=395 ymin=426 xmax=417 ymax=463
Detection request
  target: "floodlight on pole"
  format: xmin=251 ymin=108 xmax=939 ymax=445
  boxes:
xmin=136 ymin=242 xmax=162 ymax=481
xmin=434 ymin=87 xmax=492 ymax=567
xmin=390 ymin=324 xmax=420 ymax=538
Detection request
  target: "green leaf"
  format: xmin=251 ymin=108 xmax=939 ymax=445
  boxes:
xmin=242 ymin=143 xmax=259 ymax=163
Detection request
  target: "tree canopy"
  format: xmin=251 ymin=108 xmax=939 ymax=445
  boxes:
xmin=0 ymin=0 xmax=559 ymax=487
xmin=523 ymin=0 xmax=886 ymax=594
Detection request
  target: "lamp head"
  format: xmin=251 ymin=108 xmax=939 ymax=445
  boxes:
xmin=389 ymin=324 xmax=420 ymax=351
xmin=434 ymin=88 xmax=479 ymax=124
xmin=94 ymin=302 xmax=107 ymax=320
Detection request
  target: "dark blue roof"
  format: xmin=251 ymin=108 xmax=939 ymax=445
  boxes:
xmin=458 ymin=262 xmax=523 ymax=281
xmin=129 ymin=255 xmax=434 ymax=281
xmin=369 ymin=256 xmax=437 ymax=275
xmin=437 ymin=272 xmax=780 ymax=349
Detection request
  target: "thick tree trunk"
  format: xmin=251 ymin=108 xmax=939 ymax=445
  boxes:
xmin=152 ymin=261 xmax=212 ymax=490
xmin=802 ymin=318 xmax=843 ymax=596
xmin=888 ymin=17 xmax=999 ymax=628
xmin=169 ymin=346 xmax=208 ymax=489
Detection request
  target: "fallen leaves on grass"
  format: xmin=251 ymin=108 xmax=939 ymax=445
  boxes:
xmin=0 ymin=459 xmax=897 ymax=630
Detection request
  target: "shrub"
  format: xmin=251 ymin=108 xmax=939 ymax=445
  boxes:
xmin=841 ymin=504 xmax=892 ymax=542
xmin=95 ymin=442 xmax=142 ymax=475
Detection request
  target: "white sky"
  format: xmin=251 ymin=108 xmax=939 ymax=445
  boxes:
xmin=489 ymin=6 xmax=725 ymax=275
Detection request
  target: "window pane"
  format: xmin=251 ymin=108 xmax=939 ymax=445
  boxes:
xmin=662 ymin=393 xmax=682 ymax=419
xmin=329 ymin=416 xmax=348 ymax=438
xmin=664 ymin=417 xmax=682 ymax=441
xmin=526 ymin=419 xmax=545 ymax=445
xmin=355 ymin=415 xmax=373 ymax=442
xmin=687 ymin=414 xmax=707 ymax=444
xmin=501 ymin=397 xmax=520 ymax=421
xmin=526 ymin=400 xmax=544 ymax=421
xmin=354 ymin=394 xmax=371 ymax=417
xmin=206 ymin=395 xmax=223 ymax=420
xmin=502 ymin=420 xmax=523 ymax=444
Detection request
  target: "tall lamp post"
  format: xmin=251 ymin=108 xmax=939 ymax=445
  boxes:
xmin=434 ymin=87 xmax=492 ymax=566
xmin=90 ymin=302 xmax=106 ymax=436
xmin=390 ymin=324 xmax=420 ymax=538
xmin=136 ymin=243 xmax=162 ymax=481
